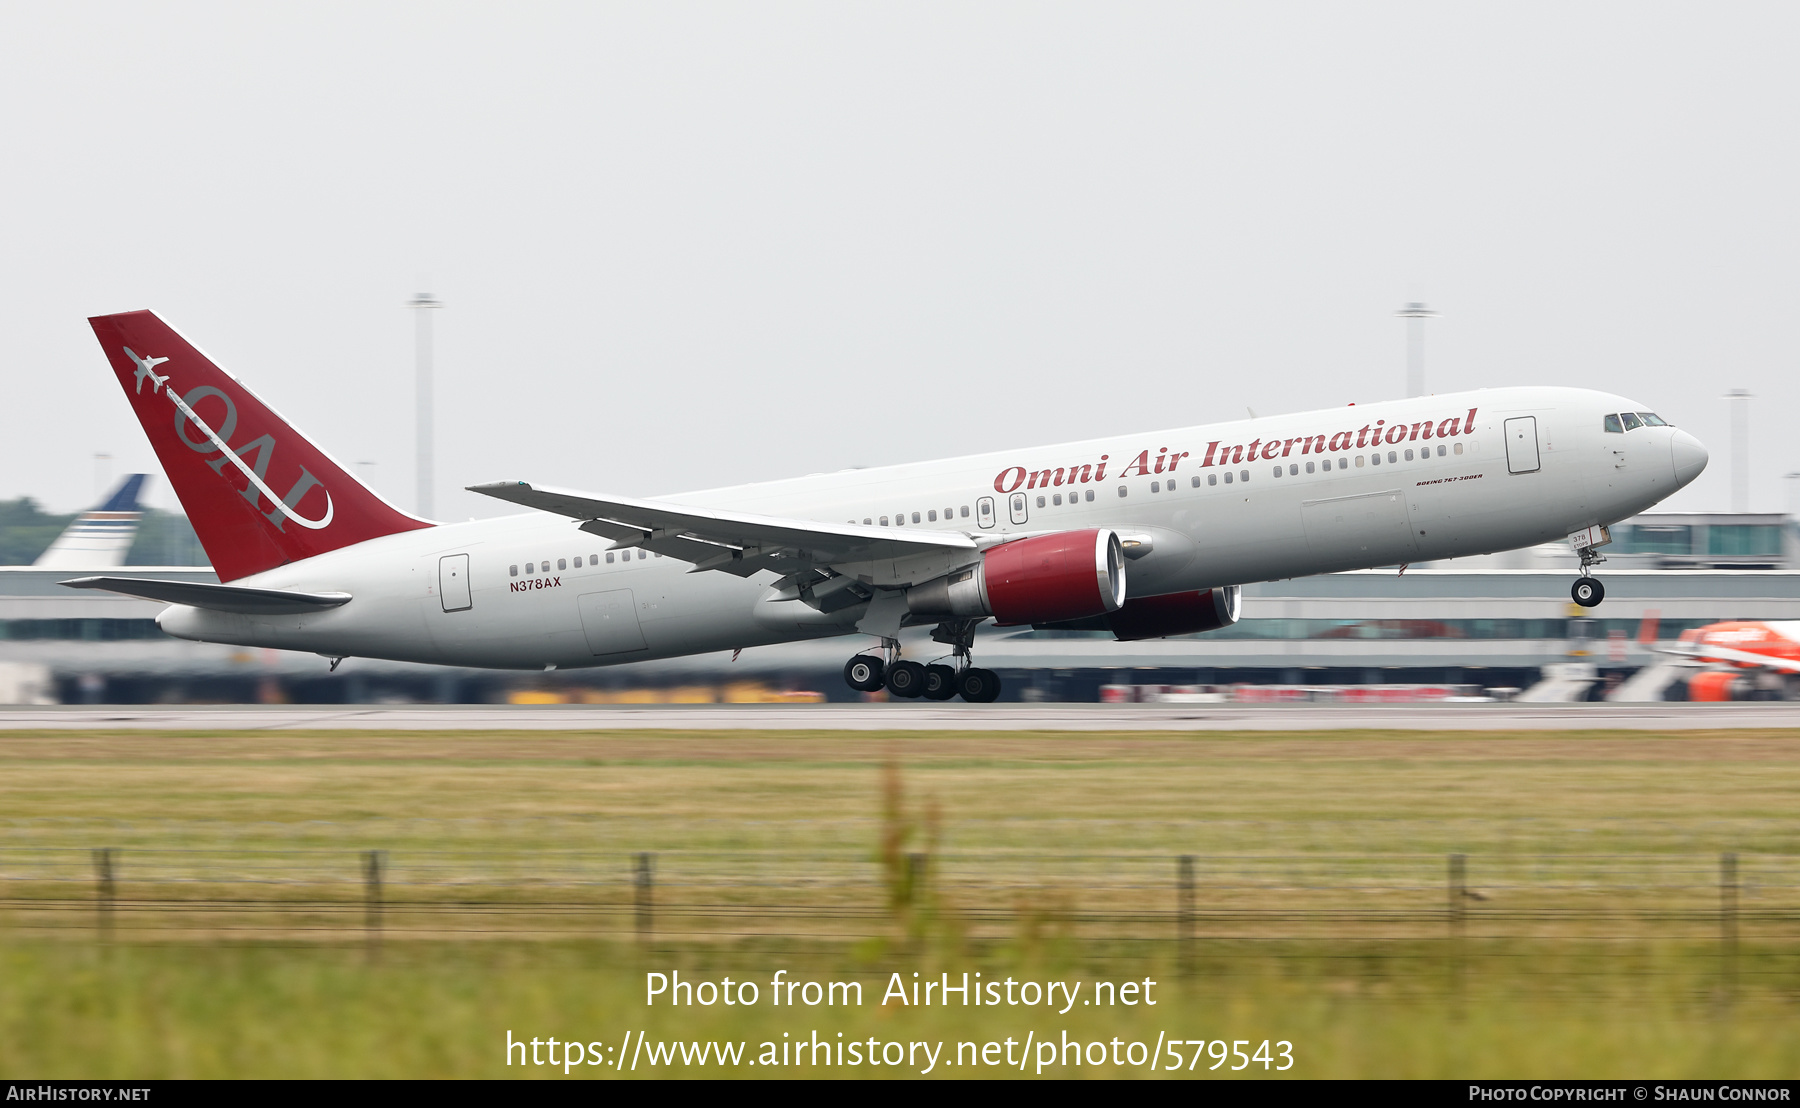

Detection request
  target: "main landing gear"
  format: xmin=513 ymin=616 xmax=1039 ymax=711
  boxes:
xmin=1571 ymin=541 xmax=1607 ymax=608
xmin=841 ymin=622 xmax=1001 ymax=703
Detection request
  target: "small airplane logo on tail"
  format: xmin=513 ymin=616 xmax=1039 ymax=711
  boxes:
xmin=124 ymin=348 xmax=169 ymax=395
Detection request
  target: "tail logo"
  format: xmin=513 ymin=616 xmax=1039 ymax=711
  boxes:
xmin=125 ymin=348 xmax=169 ymax=395
xmin=133 ymin=353 xmax=336 ymax=533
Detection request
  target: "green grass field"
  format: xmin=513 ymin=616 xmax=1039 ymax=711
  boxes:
xmin=1 ymin=728 xmax=1797 ymax=1078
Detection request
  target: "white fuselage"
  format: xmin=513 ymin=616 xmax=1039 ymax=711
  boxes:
xmin=158 ymin=386 xmax=1705 ymax=669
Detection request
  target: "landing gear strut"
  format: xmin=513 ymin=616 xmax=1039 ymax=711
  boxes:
xmin=1571 ymin=543 xmax=1607 ymax=608
xmin=838 ymin=622 xmax=1002 ymax=702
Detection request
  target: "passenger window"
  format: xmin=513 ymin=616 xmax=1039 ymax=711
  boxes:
xmin=1356 ymin=456 xmax=1365 ymax=468
xmin=605 ymin=553 xmax=614 ymax=564
xmin=1190 ymin=476 xmax=1200 ymax=487
xmin=863 ymin=518 xmax=871 ymax=525
xmin=1305 ymin=462 xmax=1314 ymax=474
xmin=1272 ymin=467 xmax=1281 ymax=478
xmin=1240 ymin=470 xmax=1249 ymax=482
xmin=1036 ymin=496 xmax=1046 ymax=508
xmin=526 ymin=562 xmax=534 ymax=574
xmin=1118 ymin=485 xmax=1129 ymax=496
xmin=1289 ymin=464 xmax=1298 ymax=475
xmin=1388 ymin=451 xmax=1396 ymax=463
xmin=1085 ymin=490 xmax=1094 ymax=502
xmin=1150 ymin=481 xmax=1160 ymax=493
xmin=928 ymin=509 xmax=937 ymax=522
xmin=1372 ymin=453 xmax=1381 ymax=465
xmin=912 ymin=512 xmax=921 ymax=524
xmin=1404 ymin=449 xmax=1414 ymax=461
xmin=1052 ymin=493 xmax=1062 ymax=506
xmin=1454 ymin=442 xmax=1464 ymax=455
xmin=556 ymin=558 xmax=565 ymax=571
xmin=960 ymin=505 xmax=970 ymax=518
xmin=1640 ymin=412 xmax=1667 ymax=426
xmin=1208 ymin=473 xmax=1218 ymax=486
xmin=1223 ymin=472 xmax=1233 ymax=484
xmin=1604 ymin=414 xmax=1623 ymax=433
xmin=509 ymin=565 xmax=518 ymax=577
xmin=1621 ymin=412 xmax=1643 ymax=431
xmin=879 ymin=516 xmax=888 ymax=526
xmin=1437 ymin=445 xmax=1446 ymax=457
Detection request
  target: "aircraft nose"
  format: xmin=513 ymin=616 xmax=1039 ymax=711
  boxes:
xmin=1671 ymin=429 xmax=1708 ymax=487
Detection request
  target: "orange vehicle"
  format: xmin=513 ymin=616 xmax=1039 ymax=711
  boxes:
xmin=1664 ymin=621 xmax=1800 ymax=700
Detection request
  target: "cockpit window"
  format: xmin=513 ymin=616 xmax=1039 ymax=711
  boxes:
xmin=1620 ymin=412 xmax=1644 ymax=431
xmin=1604 ymin=414 xmax=1623 ymax=433
xmin=1638 ymin=412 xmax=1668 ymax=427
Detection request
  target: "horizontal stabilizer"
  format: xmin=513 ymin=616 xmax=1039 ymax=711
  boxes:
xmin=60 ymin=576 xmax=351 ymax=615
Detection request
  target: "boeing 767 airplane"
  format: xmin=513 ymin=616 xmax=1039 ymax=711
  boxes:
xmin=67 ymin=310 xmax=1708 ymax=702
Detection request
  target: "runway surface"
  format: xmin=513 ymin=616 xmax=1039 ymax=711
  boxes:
xmin=3 ymin=702 xmax=1800 ymax=730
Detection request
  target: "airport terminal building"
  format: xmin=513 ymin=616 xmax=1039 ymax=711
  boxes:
xmin=2 ymin=512 xmax=1796 ymax=704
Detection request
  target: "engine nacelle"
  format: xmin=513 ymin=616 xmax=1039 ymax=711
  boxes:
xmin=1030 ymin=584 xmax=1242 ymax=641
xmin=907 ymin=529 xmax=1127 ymax=625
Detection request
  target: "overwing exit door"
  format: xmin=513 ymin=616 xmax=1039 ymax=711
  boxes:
xmin=1504 ymin=416 xmax=1541 ymax=474
xmin=439 ymin=554 xmax=472 ymax=612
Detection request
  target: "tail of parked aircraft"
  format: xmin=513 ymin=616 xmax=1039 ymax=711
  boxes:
xmin=88 ymin=311 xmax=432 ymax=581
xmin=33 ymin=473 xmax=151 ymax=569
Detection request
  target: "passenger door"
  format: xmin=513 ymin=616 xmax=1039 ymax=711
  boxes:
xmin=438 ymin=554 xmax=472 ymax=612
xmin=1504 ymin=416 xmax=1541 ymax=475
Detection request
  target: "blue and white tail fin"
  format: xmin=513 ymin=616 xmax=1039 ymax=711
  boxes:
xmin=34 ymin=474 xmax=151 ymax=569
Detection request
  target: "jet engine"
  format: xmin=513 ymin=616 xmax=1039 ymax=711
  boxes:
xmin=906 ymin=528 xmax=1127 ymax=625
xmin=1030 ymin=585 xmax=1242 ymax=641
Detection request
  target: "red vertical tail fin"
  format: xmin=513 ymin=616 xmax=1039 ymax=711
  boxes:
xmin=89 ymin=310 xmax=432 ymax=581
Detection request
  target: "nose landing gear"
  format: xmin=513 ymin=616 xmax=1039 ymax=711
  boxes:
xmin=1571 ymin=537 xmax=1608 ymax=608
xmin=839 ymin=622 xmax=1002 ymax=702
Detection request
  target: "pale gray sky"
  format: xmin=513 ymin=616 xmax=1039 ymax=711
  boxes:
xmin=3 ymin=3 xmax=1795 ymax=517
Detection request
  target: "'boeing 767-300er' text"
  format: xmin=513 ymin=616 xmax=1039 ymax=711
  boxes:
xmin=68 ymin=310 xmax=1709 ymax=702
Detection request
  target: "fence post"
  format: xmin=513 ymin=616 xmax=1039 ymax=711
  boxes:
xmin=1448 ymin=853 xmax=1467 ymax=1004
xmin=93 ymin=848 xmax=116 ymax=941
xmin=1177 ymin=855 xmax=1195 ymax=976
xmin=363 ymin=850 xmax=385 ymax=952
xmin=635 ymin=852 xmax=654 ymax=942
xmin=1721 ymin=851 xmax=1738 ymax=996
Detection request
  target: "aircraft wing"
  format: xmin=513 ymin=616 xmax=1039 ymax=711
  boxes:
xmin=1658 ymin=640 xmax=1800 ymax=674
xmin=467 ymin=481 xmax=979 ymax=580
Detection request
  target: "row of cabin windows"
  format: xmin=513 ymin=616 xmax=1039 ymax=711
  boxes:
xmin=853 ymin=441 xmax=1474 ymax=521
xmin=1603 ymin=412 xmax=1668 ymax=433
xmin=509 ymin=549 xmax=657 ymax=576
xmin=853 ymin=505 xmax=974 ymax=527
xmin=1169 ymin=442 xmax=1466 ymax=489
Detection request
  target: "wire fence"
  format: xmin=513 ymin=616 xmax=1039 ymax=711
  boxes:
xmin=3 ymin=844 xmax=1797 ymax=951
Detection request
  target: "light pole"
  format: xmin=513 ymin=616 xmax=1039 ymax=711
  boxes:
xmin=409 ymin=291 xmax=442 ymax=519
xmin=1723 ymin=389 xmax=1752 ymax=513
xmin=1395 ymin=302 xmax=1437 ymax=398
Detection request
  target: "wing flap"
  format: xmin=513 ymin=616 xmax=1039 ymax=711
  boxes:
xmin=61 ymin=576 xmax=352 ymax=615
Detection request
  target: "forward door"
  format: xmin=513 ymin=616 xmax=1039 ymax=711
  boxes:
xmin=1504 ymin=416 xmax=1541 ymax=474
